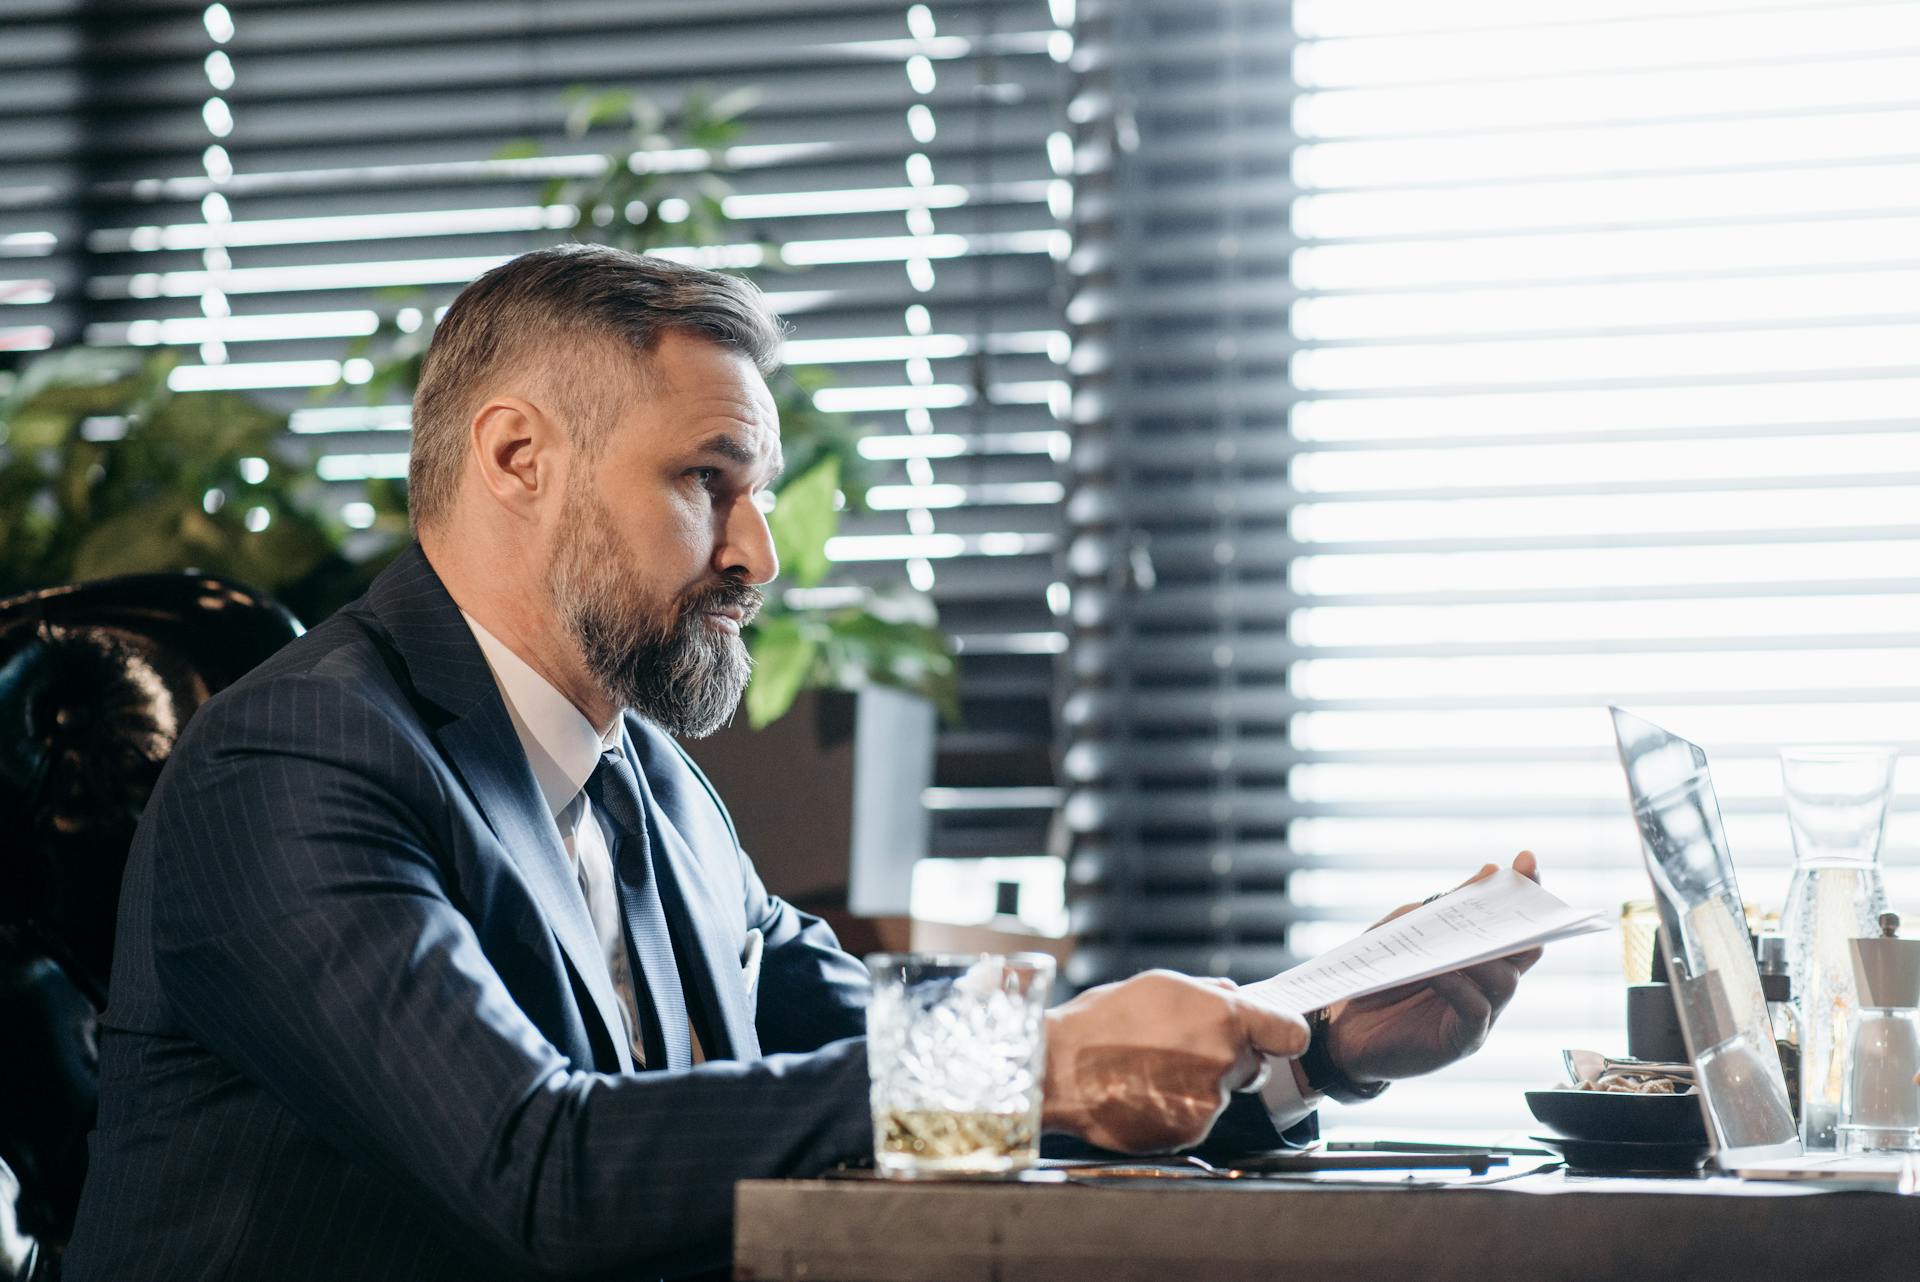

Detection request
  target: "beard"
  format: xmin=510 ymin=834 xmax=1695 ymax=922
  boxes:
xmin=547 ymin=485 xmax=762 ymax=738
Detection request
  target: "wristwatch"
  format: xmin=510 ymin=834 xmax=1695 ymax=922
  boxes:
xmin=1300 ymin=1007 xmax=1390 ymax=1104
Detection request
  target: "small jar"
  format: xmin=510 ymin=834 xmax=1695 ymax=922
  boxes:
xmin=1756 ymin=934 xmax=1801 ymax=1125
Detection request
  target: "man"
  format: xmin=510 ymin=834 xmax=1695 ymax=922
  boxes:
xmin=65 ymin=245 xmax=1538 ymax=1280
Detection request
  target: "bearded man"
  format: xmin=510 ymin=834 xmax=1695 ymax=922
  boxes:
xmin=65 ymin=246 xmax=1537 ymax=1281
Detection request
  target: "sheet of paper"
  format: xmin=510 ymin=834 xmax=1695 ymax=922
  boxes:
xmin=1242 ymin=869 xmax=1607 ymax=1015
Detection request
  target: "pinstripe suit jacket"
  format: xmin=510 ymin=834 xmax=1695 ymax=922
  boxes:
xmin=64 ymin=545 xmax=875 ymax=1281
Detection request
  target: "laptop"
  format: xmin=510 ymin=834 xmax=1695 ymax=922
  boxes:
xmin=1608 ymin=707 xmax=1916 ymax=1188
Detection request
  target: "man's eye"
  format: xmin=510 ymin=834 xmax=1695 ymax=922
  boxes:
xmin=689 ymin=467 xmax=721 ymax=486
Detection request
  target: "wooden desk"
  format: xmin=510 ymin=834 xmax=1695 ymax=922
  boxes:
xmin=734 ymin=1166 xmax=1918 ymax=1281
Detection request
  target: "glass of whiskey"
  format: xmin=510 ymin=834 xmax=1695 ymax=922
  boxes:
xmin=865 ymin=952 xmax=1054 ymax=1178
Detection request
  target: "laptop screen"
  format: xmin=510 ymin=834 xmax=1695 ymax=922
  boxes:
xmin=1609 ymin=707 xmax=1801 ymax=1161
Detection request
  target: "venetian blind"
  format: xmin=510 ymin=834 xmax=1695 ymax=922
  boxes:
xmin=0 ymin=0 xmax=1071 ymax=865
xmin=0 ymin=0 xmax=90 ymax=353
xmin=1067 ymin=0 xmax=1920 ymax=1139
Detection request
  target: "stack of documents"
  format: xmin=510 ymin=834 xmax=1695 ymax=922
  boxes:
xmin=1243 ymin=870 xmax=1607 ymax=1014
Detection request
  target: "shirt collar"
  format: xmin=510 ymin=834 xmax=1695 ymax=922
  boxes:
xmin=461 ymin=611 xmax=619 ymax=821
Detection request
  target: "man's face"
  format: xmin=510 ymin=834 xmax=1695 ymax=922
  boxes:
xmin=545 ymin=331 xmax=783 ymax=737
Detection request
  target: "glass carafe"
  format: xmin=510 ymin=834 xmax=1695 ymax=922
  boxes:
xmin=1780 ymin=748 xmax=1895 ymax=1151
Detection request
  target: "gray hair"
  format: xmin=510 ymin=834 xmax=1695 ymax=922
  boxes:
xmin=407 ymin=244 xmax=785 ymax=530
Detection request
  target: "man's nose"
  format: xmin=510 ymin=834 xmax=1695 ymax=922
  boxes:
xmin=716 ymin=493 xmax=779 ymax=585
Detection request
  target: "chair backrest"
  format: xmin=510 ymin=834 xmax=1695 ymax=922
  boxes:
xmin=0 ymin=574 xmax=300 ymax=1276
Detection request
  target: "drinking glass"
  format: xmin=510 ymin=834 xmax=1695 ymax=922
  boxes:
xmin=865 ymin=952 xmax=1053 ymax=1178
xmin=1620 ymin=899 xmax=1660 ymax=984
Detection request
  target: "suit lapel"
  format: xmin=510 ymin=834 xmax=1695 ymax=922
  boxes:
xmin=361 ymin=545 xmax=634 ymax=1073
xmin=625 ymin=727 xmax=761 ymax=1062
xmin=438 ymin=704 xmax=635 ymax=1073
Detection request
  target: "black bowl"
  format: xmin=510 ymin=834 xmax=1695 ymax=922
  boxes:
xmin=1530 ymin=1135 xmax=1712 ymax=1178
xmin=1524 ymin=1088 xmax=1708 ymax=1144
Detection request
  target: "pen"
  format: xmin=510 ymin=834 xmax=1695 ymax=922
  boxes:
xmin=1325 ymin=1140 xmax=1554 ymax=1157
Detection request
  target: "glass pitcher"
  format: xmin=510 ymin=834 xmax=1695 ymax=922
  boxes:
xmin=1780 ymin=748 xmax=1895 ymax=1151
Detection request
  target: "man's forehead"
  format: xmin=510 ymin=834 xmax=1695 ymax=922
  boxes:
xmin=675 ymin=375 xmax=780 ymax=443
xmin=675 ymin=380 xmax=777 ymax=429
xmin=624 ymin=338 xmax=777 ymax=442
xmin=689 ymin=422 xmax=785 ymax=478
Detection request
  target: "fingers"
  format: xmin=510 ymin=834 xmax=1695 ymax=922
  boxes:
xmin=1447 ymin=852 xmax=1543 ymax=898
xmin=1370 ymin=901 xmax=1421 ymax=930
xmin=1338 ymin=977 xmax=1429 ymax=1017
xmin=1232 ymin=995 xmax=1311 ymax=1061
xmin=1454 ymin=955 xmax=1528 ymax=1016
xmin=1513 ymin=849 xmax=1539 ymax=883
xmin=1233 ymin=1060 xmax=1274 ymax=1096
xmin=1042 ymin=973 xmax=1307 ymax=1153
xmin=1452 ymin=862 xmax=1499 ymax=892
xmin=1505 ymin=945 xmax=1544 ymax=977
xmin=1369 ymin=861 xmax=1497 ymax=931
xmin=1372 ymin=852 xmax=1544 ymax=934
xmin=1455 ymin=851 xmax=1540 ymax=887
xmin=1423 ymin=970 xmax=1494 ymax=1039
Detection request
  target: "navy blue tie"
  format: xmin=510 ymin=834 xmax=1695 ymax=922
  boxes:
xmin=584 ymin=748 xmax=693 ymax=1071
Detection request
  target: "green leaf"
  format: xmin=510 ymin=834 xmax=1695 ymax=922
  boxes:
xmin=706 ymin=85 xmax=764 ymax=125
xmin=627 ymin=95 xmax=666 ymax=137
xmin=769 ymin=365 xmax=872 ymax=513
xmin=765 ymin=455 xmax=840 ymax=589
xmin=146 ymin=387 xmax=288 ymax=444
xmin=68 ymin=495 xmax=203 ymax=579
xmin=744 ymin=613 xmax=820 ymax=728
xmin=3 ymin=349 xmax=155 ymax=440
xmin=688 ymin=120 xmax=744 ymax=151
xmin=567 ymin=88 xmax=633 ymax=138
xmin=816 ymin=610 xmax=959 ymax=723
xmin=493 ymin=138 xmax=542 ymax=161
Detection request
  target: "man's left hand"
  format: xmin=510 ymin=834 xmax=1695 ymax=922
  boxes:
xmin=1319 ymin=851 xmax=1543 ymax=1087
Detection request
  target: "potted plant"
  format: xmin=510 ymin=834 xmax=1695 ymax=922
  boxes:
xmin=0 ymin=346 xmax=406 ymax=621
xmin=339 ymin=86 xmax=957 ymax=931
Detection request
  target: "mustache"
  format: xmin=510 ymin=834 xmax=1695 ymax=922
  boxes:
xmin=678 ymin=578 xmax=764 ymax=628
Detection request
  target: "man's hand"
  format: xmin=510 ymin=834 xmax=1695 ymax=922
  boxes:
xmin=1042 ymin=969 xmax=1309 ymax=1154
xmin=1319 ymin=851 xmax=1543 ymax=1088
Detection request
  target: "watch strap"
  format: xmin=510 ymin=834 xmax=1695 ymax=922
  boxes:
xmin=1300 ymin=1007 xmax=1390 ymax=1105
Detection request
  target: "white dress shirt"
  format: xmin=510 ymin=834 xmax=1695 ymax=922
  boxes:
xmin=463 ymin=613 xmax=695 ymax=1067
xmin=1259 ymin=1050 xmax=1318 ymax=1133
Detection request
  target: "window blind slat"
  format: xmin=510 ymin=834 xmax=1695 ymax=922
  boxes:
xmin=5 ymin=0 xmax=1070 ymax=864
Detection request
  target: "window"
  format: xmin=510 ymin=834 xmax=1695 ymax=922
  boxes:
xmin=1069 ymin=0 xmax=1920 ymax=1139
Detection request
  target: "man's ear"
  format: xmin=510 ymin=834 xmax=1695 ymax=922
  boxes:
xmin=468 ymin=395 xmax=563 ymax=521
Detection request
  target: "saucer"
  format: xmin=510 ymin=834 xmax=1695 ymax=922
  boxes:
xmin=1524 ymin=1088 xmax=1707 ymax=1144
xmin=1530 ymin=1134 xmax=1712 ymax=1178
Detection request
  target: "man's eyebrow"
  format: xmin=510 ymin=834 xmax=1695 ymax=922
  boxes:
xmin=693 ymin=433 xmax=784 ymax=483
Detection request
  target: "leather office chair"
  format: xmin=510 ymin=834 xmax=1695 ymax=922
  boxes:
xmin=0 ymin=575 xmax=300 ymax=1280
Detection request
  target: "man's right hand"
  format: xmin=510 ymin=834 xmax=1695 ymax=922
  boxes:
xmin=1039 ymin=969 xmax=1310 ymax=1154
